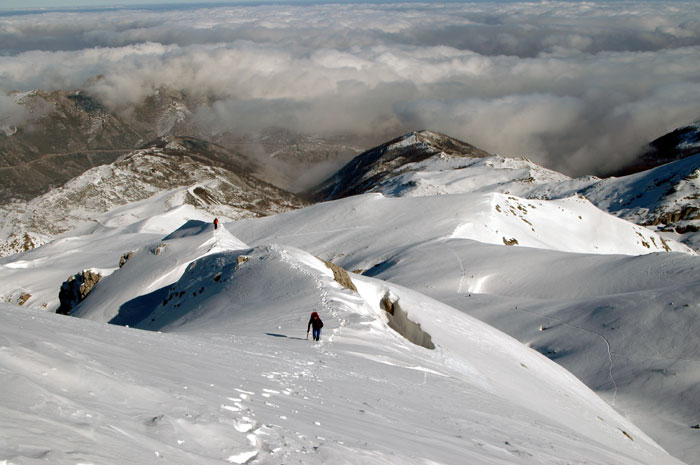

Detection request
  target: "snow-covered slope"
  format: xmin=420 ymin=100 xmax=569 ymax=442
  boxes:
xmin=225 ymin=193 xmax=700 ymax=463
xmin=0 ymin=198 xmax=202 ymax=310
xmin=232 ymin=192 xmax=694 ymax=256
xmin=0 ymin=217 xmax=686 ymax=464
xmin=581 ymin=155 xmax=700 ymax=251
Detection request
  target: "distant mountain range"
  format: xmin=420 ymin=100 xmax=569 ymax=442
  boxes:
xmin=4 ymin=87 xmax=698 ymax=201
xmin=0 ymin=88 xmax=363 ymax=202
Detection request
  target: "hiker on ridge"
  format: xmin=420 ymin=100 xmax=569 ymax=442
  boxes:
xmin=307 ymin=311 xmax=324 ymax=341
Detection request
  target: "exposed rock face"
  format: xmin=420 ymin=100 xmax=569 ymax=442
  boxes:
xmin=57 ymin=270 xmax=102 ymax=315
xmin=119 ymin=251 xmax=135 ymax=268
xmin=323 ymin=260 xmax=358 ymax=292
xmin=380 ymin=294 xmax=435 ymax=350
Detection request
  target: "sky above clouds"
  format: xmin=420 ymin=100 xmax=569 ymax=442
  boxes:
xmin=1 ymin=1 xmax=700 ymax=176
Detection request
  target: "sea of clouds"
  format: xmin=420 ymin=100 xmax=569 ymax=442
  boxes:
xmin=1 ymin=1 xmax=700 ymax=176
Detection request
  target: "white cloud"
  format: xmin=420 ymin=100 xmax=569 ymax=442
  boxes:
xmin=1 ymin=1 xmax=700 ymax=176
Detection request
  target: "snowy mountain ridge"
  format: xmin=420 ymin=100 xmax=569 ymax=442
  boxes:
xmin=312 ymin=130 xmax=700 ymax=251
xmin=0 ymin=136 xmax=305 ymax=257
xmin=312 ymin=130 xmax=492 ymax=200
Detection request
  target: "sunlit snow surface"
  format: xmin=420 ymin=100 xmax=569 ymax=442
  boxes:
xmin=0 ymin=232 xmax=685 ymax=465
xmin=1 ymin=190 xmax=698 ymax=464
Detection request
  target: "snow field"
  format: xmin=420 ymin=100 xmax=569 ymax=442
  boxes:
xmin=1 ymin=186 xmax=698 ymax=463
xmin=0 ymin=213 xmax=686 ymax=464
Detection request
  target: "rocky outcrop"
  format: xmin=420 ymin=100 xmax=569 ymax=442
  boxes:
xmin=323 ymin=260 xmax=358 ymax=292
xmin=119 ymin=251 xmax=135 ymax=268
xmin=57 ymin=270 xmax=102 ymax=315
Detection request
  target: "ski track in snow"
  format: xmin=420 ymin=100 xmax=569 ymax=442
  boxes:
xmin=513 ymin=306 xmax=620 ymax=405
xmin=445 ymin=244 xmax=467 ymax=295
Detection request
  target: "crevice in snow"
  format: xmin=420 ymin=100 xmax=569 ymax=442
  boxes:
xmin=380 ymin=293 xmax=435 ymax=350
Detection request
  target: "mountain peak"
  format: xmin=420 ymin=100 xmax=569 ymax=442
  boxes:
xmin=310 ymin=130 xmax=491 ymax=200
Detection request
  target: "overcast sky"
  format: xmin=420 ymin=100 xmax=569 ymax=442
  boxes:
xmin=2 ymin=0 xmax=700 ymax=176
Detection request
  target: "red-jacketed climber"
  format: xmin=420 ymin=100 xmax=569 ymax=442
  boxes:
xmin=307 ymin=311 xmax=324 ymax=341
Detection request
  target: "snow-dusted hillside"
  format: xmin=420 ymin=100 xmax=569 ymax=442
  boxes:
xmin=0 ymin=214 xmax=687 ymax=464
xmin=0 ymin=136 xmax=305 ymax=257
xmin=0 ymin=89 xmax=142 ymax=202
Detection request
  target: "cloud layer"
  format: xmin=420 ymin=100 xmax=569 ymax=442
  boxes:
xmin=2 ymin=1 xmax=700 ymax=176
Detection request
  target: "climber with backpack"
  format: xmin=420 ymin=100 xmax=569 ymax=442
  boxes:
xmin=307 ymin=311 xmax=324 ymax=341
